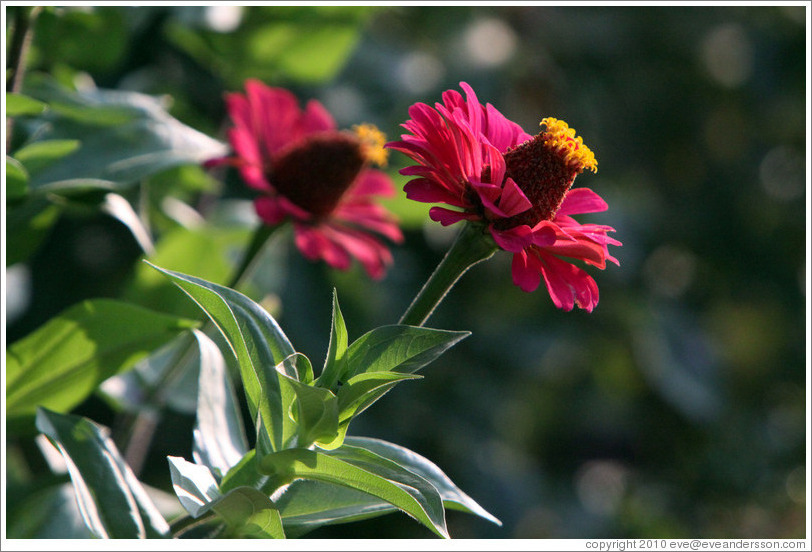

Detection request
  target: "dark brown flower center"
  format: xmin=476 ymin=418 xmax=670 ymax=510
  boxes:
xmin=268 ymin=132 xmax=365 ymax=218
xmin=487 ymin=132 xmax=581 ymax=230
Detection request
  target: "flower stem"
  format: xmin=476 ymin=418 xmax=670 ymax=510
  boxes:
xmin=227 ymin=223 xmax=284 ymax=289
xmin=399 ymin=222 xmax=498 ymax=327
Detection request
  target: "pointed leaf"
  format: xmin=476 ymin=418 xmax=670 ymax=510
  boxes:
xmin=36 ymin=408 xmax=170 ymax=538
xmin=6 ymin=299 xmax=196 ymax=429
xmin=259 ymin=448 xmax=449 ymax=538
xmin=168 ymin=456 xmax=221 ymax=518
xmin=148 ymin=263 xmax=297 ymax=454
xmin=316 ymin=290 xmax=348 ymax=390
xmin=191 ymin=330 xmax=249 ymax=476
xmin=345 ymin=436 xmax=501 ymax=526
xmin=345 ymin=325 xmax=469 ymax=379
xmin=337 ymin=372 xmax=423 ymax=422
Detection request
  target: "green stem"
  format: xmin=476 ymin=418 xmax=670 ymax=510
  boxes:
xmin=6 ymin=6 xmax=42 ymax=152
xmin=399 ymin=222 xmax=498 ymax=327
xmin=227 ymin=223 xmax=283 ymax=289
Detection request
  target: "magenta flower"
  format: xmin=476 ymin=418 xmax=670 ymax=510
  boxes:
xmin=387 ymin=82 xmax=620 ymax=311
xmin=206 ymin=79 xmax=403 ymax=279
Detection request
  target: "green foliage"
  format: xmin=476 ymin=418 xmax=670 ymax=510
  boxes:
xmin=149 ymin=263 xmax=299 ymax=456
xmin=18 ymin=74 xmax=227 ymax=193
xmin=5 ymin=92 xmax=47 ymax=116
xmin=35 ymin=408 xmax=170 ymax=538
xmin=6 ymin=299 xmax=196 ymax=432
xmin=260 ymin=448 xmax=449 ymax=538
xmin=164 ymin=6 xmax=376 ymax=86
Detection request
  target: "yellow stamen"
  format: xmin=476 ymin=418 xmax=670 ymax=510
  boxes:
xmin=540 ymin=117 xmax=598 ymax=173
xmin=353 ymin=123 xmax=389 ymax=167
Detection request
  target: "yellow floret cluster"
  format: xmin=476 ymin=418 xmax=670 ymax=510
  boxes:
xmin=353 ymin=123 xmax=389 ymax=167
xmin=540 ymin=117 xmax=598 ymax=173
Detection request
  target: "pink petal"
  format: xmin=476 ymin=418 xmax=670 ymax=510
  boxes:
xmin=331 ymin=202 xmax=404 ymax=243
xmin=538 ymin=252 xmax=600 ymax=312
xmin=348 ymin=169 xmax=395 ymax=198
xmin=557 ymin=187 xmax=609 ymax=216
xmin=322 ymin=225 xmax=393 ymax=280
xmin=511 ymin=250 xmax=543 ymax=293
xmin=490 ymin=225 xmax=534 ymax=252
xmin=429 ymin=206 xmax=480 ymax=226
xmin=404 ymin=179 xmax=469 ymax=207
xmin=497 ymin=177 xmax=532 ymax=217
xmin=294 ymin=224 xmax=352 ymax=270
xmin=300 ymin=99 xmax=336 ymax=134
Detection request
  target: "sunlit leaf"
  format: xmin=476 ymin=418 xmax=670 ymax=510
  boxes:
xmin=344 ymin=436 xmax=501 ymax=526
xmin=344 ymin=325 xmax=469 ymax=379
xmin=260 ymin=447 xmax=449 ymax=538
xmin=36 ymin=408 xmax=170 ymax=538
xmin=5 ymin=92 xmax=47 ymax=116
xmin=5 ymin=299 xmax=196 ymax=430
xmin=13 ymin=139 xmax=81 ymax=175
xmin=276 ymin=358 xmax=339 ymax=449
xmin=315 ymin=290 xmax=348 ymax=391
xmin=149 ymin=264 xmax=297 ymax=455
xmin=191 ymin=329 xmax=249 ymax=476
xmin=168 ymin=456 xmax=284 ymax=538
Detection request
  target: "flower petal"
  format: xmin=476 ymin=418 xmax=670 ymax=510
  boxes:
xmin=557 ymin=187 xmax=609 ymax=216
xmin=511 ymin=250 xmax=543 ymax=293
xmin=429 ymin=206 xmax=480 ymax=226
xmin=490 ymin=224 xmax=534 ymax=252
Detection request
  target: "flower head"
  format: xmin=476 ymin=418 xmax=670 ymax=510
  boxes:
xmin=386 ymin=82 xmax=620 ymax=311
xmin=206 ymin=79 xmax=403 ymax=279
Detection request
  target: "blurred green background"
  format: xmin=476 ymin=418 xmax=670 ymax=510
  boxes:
xmin=5 ymin=5 xmax=807 ymax=539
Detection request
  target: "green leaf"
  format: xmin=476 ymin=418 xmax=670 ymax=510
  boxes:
xmin=344 ymin=436 xmax=501 ymax=526
xmin=20 ymin=74 xmax=227 ymax=193
xmin=191 ymin=329 xmax=249 ymax=476
xmin=5 ymin=196 xmax=61 ymax=266
xmin=6 ymin=156 xmax=29 ymax=200
xmin=36 ymin=408 xmax=170 ymax=538
xmin=337 ymin=371 xmax=423 ymax=423
xmin=260 ymin=448 xmax=449 ymax=538
xmin=315 ymin=289 xmax=348 ymax=391
xmin=276 ymin=358 xmax=339 ymax=449
xmin=168 ymin=456 xmax=284 ymax=538
xmin=167 ymin=455 xmax=220 ymax=518
xmin=5 ymin=92 xmax=47 ymax=116
xmin=14 ymin=139 xmax=81 ymax=175
xmin=165 ymin=6 xmax=374 ymax=86
xmin=273 ymin=479 xmax=398 ymax=537
xmin=6 ymin=299 xmax=196 ymax=430
xmin=345 ymin=325 xmax=470 ymax=379
xmin=148 ymin=263 xmax=297 ymax=455
xmin=210 ymin=487 xmax=284 ymax=539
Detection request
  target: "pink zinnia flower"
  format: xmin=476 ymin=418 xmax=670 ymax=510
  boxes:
xmin=386 ymin=82 xmax=620 ymax=312
xmin=206 ymin=79 xmax=403 ymax=279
